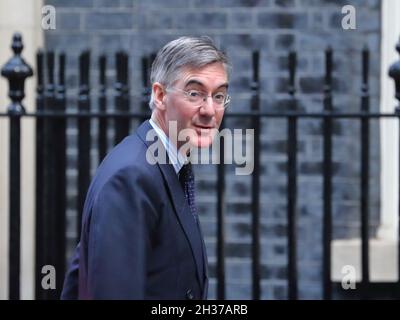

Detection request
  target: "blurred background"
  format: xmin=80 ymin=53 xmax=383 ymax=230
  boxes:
xmin=1 ymin=0 xmax=400 ymax=300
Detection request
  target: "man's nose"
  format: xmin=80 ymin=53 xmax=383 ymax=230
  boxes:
xmin=199 ymin=96 xmax=216 ymax=116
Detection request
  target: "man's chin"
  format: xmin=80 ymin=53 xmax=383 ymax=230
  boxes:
xmin=192 ymin=135 xmax=215 ymax=148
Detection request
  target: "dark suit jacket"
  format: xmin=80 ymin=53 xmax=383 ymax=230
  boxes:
xmin=61 ymin=120 xmax=208 ymax=300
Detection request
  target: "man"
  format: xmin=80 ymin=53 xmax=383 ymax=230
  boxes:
xmin=61 ymin=36 xmax=231 ymax=299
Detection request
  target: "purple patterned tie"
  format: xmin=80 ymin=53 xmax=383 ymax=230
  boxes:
xmin=179 ymin=162 xmax=208 ymax=293
xmin=179 ymin=163 xmax=198 ymax=222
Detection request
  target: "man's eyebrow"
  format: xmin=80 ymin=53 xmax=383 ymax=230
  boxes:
xmin=184 ymin=79 xmax=229 ymax=90
xmin=184 ymin=79 xmax=204 ymax=87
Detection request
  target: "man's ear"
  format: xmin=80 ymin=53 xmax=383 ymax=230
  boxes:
xmin=152 ymin=82 xmax=166 ymax=111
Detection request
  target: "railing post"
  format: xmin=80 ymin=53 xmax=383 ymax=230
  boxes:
xmin=388 ymin=38 xmax=400 ymax=284
xmin=54 ymin=52 xmax=67 ymax=298
xmin=251 ymin=51 xmax=261 ymax=300
xmin=1 ymin=33 xmax=33 ymax=300
xmin=216 ymin=118 xmax=226 ymax=300
xmin=35 ymin=49 xmax=45 ymax=299
xmin=287 ymin=50 xmax=298 ymax=300
xmin=114 ymin=51 xmax=130 ymax=145
xmin=322 ymin=46 xmax=333 ymax=300
xmin=43 ymin=50 xmax=56 ymax=300
xmin=140 ymin=54 xmax=153 ymax=123
xmin=360 ymin=46 xmax=370 ymax=295
xmin=77 ymin=50 xmax=91 ymax=241
xmin=98 ymin=55 xmax=108 ymax=162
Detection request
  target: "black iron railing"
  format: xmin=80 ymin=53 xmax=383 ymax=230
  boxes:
xmin=1 ymin=33 xmax=400 ymax=300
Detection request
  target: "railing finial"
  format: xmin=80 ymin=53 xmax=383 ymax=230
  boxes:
xmin=1 ymin=33 xmax=33 ymax=114
xmin=389 ymin=37 xmax=400 ymax=111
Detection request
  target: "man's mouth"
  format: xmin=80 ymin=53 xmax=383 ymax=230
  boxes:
xmin=193 ymin=124 xmax=214 ymax=129
xmin=193 ymin=125 xmax=214 ymax=136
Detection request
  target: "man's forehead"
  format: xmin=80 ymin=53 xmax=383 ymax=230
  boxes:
xmin=178 ymin=64 xmax=228 ymax=87
xmin=180 ymin=63 xmax=227 ymax=77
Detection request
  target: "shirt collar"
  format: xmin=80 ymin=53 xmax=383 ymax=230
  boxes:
xmin=149 ymin=118 xmax=187 ymax=174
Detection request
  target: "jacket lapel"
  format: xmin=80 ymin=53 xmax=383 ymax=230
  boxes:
xmin=136 ymin=120 xmax=206 ymax=288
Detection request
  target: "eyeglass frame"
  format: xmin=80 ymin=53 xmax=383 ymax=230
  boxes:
xmin=165 ymin=87 xmax=231 ymax=109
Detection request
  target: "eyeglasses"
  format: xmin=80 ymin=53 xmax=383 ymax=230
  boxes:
xmin=166 ymin=87 xmax=231 ymax=109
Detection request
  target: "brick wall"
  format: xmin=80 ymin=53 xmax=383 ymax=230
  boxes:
xmin=45 ymin=0 xmax=382 ymax=299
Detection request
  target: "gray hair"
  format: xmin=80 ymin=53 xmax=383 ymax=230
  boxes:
xmin=149 ymin=36 xmax=231 ymax=110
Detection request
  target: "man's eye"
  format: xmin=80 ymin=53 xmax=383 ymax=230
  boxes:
xmin=214 ymin=93 xmax=226 ymax=101
xmin=187 ymin=90 xmax=202 ymax=98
